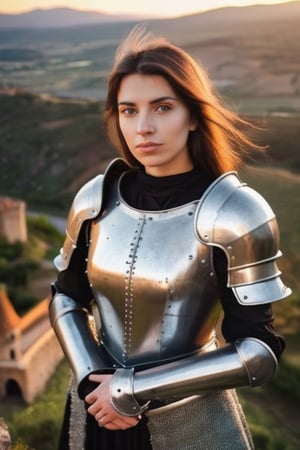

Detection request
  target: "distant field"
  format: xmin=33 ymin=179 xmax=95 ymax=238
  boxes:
xmin=0 ymin=4 xmax=300 ymax=112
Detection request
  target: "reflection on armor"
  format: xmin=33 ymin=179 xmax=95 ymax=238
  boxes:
xmin=195 ymin=171 xmax=291 ymax=304
xmin=87 ymin=173 xmax=220 ymax=367
xmin=110 ymin=337 xmax=277 ymax=416
xmin=54 ymin=159 xmax=128 ymax=271
xmin=49 ymin=289 xmax=113 ymax=397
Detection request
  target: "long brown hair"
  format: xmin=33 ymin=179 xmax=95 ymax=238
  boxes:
xmin=104 ymin=26 xmax=257 ymax=176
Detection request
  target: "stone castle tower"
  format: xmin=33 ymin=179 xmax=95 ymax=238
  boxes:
xmin=0 ymin=196 xmax=27 ymax=243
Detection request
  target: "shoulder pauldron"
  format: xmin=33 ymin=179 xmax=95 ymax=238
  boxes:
xmin=54 ymin=158 xmax=129 ymax=271
xmin=195 ymin=172 xmax=291 ymax=305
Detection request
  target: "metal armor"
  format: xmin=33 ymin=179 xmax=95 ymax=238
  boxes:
xmin=195 ymin=171 xmax=290 ymax=304
xmin=49 ymin=158 xmax=290 ymax=404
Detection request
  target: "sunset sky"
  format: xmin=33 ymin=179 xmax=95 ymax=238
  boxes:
xmin=0 ymin=0 xmax=295 ymax=16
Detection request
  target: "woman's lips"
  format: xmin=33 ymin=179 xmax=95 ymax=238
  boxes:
xmin=136 ymin=142 xmax=161 ymax=152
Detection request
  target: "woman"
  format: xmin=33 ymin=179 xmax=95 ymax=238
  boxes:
xmin=49 ymin=27 xmax=291 ymax=450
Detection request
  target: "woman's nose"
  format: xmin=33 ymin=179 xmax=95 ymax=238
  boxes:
xmin=137 ymin=114 xmax=155 ymax=135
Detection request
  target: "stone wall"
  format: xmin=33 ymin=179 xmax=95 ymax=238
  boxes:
xmin=0 ymin=329 xmax=63 ymax=403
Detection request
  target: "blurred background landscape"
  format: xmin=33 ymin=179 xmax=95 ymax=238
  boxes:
xmin=0 ymin=1 xmax=299 ymax=449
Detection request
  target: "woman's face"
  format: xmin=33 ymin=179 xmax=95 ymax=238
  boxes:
xmin=117 ymin=73 xmax=196 ymax=176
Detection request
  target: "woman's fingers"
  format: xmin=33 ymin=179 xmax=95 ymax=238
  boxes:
xmin=85 ymin=373 xmax=141 ymax=430
xmin=99 ymin=416 xmax=141 ymax=430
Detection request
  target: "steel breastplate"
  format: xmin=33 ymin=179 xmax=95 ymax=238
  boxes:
xmin=87 ymin=175 xmax=221 ymax=368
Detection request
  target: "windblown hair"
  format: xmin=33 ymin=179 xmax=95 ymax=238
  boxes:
xmin=104 ymin=26 xmax=257 ymax=176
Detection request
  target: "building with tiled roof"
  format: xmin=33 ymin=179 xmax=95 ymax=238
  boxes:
xmin=0 ymin=287 xmax=63 ymax=403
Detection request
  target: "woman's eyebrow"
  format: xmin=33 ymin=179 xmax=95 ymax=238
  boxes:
xmin=118 ymin=96 xmax=177 ymax=106
xmin=149 ymin=96 xmax=177 ymax=104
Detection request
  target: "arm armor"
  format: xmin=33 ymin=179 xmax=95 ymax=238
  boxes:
xmin=195 ymin=172 xmax=291 ymax=305
xmin=110 ymin=338 xmax=278 ymax=416
xmin=51 ymin=159 xmax=129 ymax=397
xmin=49 ymin=290 xmax=114 ymax=398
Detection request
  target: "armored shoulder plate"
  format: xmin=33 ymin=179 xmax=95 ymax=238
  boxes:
xmin=54 ymin=158 xmax=129 ymax=271
xmin=195 ymin=172 xmax=291 ymax=305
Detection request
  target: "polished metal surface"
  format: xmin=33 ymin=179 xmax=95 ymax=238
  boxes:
xmin=195 ymin=172 xmax=291 ymax=304
xmin=109 ymin=337 xmax=277 ymax=415
xmin=87 ymin=173 xmax=220 ymax=368
xmin=49 ymin=292 xmax=111 ymax=397
xmin=110 ymin=367 xmax=150 ymax=416
xmin=54 ymin=158 xmax=128 ymax=271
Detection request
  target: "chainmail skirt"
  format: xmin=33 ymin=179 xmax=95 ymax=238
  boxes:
xmin=146 ymin=390 xmax=254 ymax=450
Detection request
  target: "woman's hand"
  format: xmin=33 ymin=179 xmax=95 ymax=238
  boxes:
xmin=85 ymin=374 xmax=142 ymax=430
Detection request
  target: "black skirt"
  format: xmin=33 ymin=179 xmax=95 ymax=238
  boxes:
xmin=58 ymin=393 xmax=152 ymax=450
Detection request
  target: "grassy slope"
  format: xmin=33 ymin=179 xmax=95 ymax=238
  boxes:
xmin=0 ymin=92 xmax=117 ymax=212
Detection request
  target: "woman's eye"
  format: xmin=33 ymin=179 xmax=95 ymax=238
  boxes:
xmin=157 ymin=105 xmax=170 ymax=112
xmin=120 ymin=108 xmax=136 ymax=116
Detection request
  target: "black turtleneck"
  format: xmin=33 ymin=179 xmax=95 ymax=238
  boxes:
xmin=120 ymin=168 xmax=214 ymax=211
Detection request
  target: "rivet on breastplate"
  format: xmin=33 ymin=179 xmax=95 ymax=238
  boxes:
xmin=188 ymin=255 xmax=193 ymax=260
xmin=201 ymin=259 xmax=206 ymax=264
xmin=148 ymin=217 xmax=153 ymax=221
xmin=203 ymin=234 xmax=209 ymax=241
xmin=90 ymin=209 xmax=97 ymax=216
xmin=188 ymin=211 xmax=193 ymax=216
xmin=210 ymin=272 xmax=214 ymax=277
xmin=90 ymin=283 xmax=93 ymax=287
xmin=115 ymin=201 xmax=120 ymax=206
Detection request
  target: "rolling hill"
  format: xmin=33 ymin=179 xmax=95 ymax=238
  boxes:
xmin=0 ymin=7 xmax=151 ymax=29
xmin=0 ymin=2 xmax=299 ymax=104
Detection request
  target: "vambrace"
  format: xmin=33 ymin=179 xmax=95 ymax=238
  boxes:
xmin=110 ymin=338 xmax=277 ymax=416
xmin=49 ymin=290 xmax=113 ymax=398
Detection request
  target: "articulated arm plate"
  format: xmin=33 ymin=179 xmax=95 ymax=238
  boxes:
xmin=49 ymin=291 xmax=113 ymax=398
xmin=110 ymin=338 xmax=277 ymax=416
xmin=195 ymin=172 xmax=291 ymax=304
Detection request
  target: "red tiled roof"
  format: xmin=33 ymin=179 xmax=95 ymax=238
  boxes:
xmin=0 ymin=289 xmax=21 ymax=336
